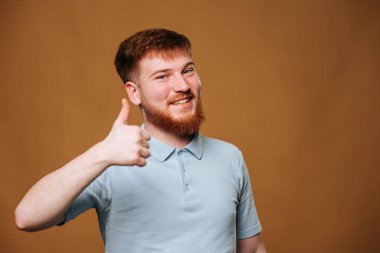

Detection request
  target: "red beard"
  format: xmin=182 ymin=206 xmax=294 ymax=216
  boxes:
xmin=140 ymin=92 xmax=205 ymax=138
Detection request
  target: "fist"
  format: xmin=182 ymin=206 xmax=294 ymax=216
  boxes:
xmin=101 ymin=98 xmax=151 ymax=166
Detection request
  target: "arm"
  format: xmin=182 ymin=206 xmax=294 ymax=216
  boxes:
xmin=237 ymin=234 xmax=267 ymax=253
xmin=15 ymin=99 xmax=150 ymax=232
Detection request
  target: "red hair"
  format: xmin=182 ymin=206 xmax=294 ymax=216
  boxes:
xmin=114 ymin=28 xmax=192 ymax=83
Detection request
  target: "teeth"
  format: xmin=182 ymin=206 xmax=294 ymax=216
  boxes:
xmin=173 ymin=98 xmax=189 ymax=105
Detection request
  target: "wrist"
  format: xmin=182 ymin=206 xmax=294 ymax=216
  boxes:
xmin=89 ymin=141 xmax=112 ymax=169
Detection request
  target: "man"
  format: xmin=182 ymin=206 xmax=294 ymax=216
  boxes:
xmin=15 ymin=28 xmax=266 ymax=253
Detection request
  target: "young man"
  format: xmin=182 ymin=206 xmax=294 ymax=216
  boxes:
xmin=15 ymin=28 xmax=266 ymax=253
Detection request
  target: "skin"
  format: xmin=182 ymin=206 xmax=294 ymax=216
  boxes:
xmin=237 ymin=235 xmax=267 ymax=253
xmin=14 ymin=99 xmax=150 ymax=231
xmin=14 ymin=51 xmax=266 ymax=252
xmin=126 ymin=52 xmax=202 ymax=148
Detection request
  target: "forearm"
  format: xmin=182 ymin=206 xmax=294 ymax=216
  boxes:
xmin=255 ymin=240 xmax=267 ymax=253
xmin=15 ymin=99 xmax=151 ymax=232
xmin=15 ymin=142 xmax=110 ymax=232
xmin=237 ymin=234 xmax=267 ymax=253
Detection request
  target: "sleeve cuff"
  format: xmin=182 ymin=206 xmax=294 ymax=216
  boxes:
xmin=236 ymin=221 xmax=262 ymax=240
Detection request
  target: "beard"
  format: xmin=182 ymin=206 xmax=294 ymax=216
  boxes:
xmin=140 ymin=91 xmax=205 ymax=138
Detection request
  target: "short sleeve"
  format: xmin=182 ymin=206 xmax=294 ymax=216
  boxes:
xmin=60 ymin=170 xmax=112 ymax=225
xmin=236 ymin=153 xmax=262 ymax=239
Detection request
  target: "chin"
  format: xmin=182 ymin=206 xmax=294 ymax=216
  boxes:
xmin=171 ymin=111 xmax=196 ymax=120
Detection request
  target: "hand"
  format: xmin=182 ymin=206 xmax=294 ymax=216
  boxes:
xmin=101 ymin=98 xmax=151 ymax=166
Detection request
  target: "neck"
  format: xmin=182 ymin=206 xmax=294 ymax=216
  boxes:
xmin=144 ymin=121 xmax=193 ymax=148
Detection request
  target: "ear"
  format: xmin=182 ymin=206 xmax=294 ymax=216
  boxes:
xmin=125 ymin=81 xmax=141 ymax=105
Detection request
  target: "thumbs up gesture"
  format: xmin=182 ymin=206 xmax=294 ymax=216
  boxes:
xmin=101 ymin=98 xmax=151 ymax=167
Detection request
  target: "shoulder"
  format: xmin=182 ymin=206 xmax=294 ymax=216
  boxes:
xmin=200 ymin=135 xmax=244 ymax=160
xmin=201 ymin=135 xmax=241 ymax=151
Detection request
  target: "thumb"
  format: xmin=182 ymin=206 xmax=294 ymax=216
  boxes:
xmin=114 ymin=98 xmax=130 ymax=125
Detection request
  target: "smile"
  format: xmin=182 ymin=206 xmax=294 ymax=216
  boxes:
xmin=171 ymin=97 xmax=191 ymax=105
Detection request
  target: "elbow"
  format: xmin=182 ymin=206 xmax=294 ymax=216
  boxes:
xmin=14 ymin=204 xmax=63 ymax=232
xmin=14 ymin=205 xmax=36 ymax=232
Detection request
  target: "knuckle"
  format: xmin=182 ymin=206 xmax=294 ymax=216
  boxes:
xmin=132 ymin=126 xmax=141 ymax=132
xmin=132 ymin=153 xmax=140 ymax=162
xmin=137 ymin=159 xmax=146 ymax=167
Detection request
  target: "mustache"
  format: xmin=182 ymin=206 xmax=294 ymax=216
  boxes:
xmin=167 ymin=91 xmax=196 ymax=104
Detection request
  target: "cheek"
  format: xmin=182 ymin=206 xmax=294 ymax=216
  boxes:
xmin=143 ymin=86 xmax=170 ymax=102
xmin=191 ymin=79 xmax=201 ymax=94
xmin=190 ymin=76 xmax=200 ymax=86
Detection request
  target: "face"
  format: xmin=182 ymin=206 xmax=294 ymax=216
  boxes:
xmin=127 ymin=51 xmax=204 ymax=137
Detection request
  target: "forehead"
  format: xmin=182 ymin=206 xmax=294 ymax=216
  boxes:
xmin=138 ymin=51 xmax=193 ymax=76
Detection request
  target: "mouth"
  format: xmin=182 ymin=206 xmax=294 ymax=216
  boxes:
xmin=171 ymin=97 xmax=192 ymax=105
xmin=169 ymin=93 xmax=195 ymax=106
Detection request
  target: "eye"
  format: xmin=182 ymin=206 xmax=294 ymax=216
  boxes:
xmin=183 ymin=66 xmax=195 ymax=74
xmin=155 ymin=74 xmax=167 ymax=80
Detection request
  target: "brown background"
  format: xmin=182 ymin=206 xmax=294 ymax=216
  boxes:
xmin=1 ymin=0 xmax=379 ymax=252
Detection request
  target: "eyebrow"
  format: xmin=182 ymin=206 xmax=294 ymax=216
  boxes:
xmin=149 ymin=61 xmax=195 ymax=79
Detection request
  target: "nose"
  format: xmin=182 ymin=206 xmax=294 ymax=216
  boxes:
xmin=172 ymin=73 xmax=191 ymax=92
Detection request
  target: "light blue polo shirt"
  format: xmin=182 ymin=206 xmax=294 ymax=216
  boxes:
xmin=64 ymin=133 xmax=262 ymax=253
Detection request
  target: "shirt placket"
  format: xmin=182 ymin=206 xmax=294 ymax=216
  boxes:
xmin=176 ymin=149 xmax=199 ymax=208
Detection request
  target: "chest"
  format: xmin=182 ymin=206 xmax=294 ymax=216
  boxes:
xmin=106 ymin=155 xmax=241 ymax=230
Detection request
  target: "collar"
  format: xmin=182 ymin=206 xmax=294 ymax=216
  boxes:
xmin=148 ymin=131 xmax=204 ymax=162
xmin=184 ymin=133 xmax=203 ymax=160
